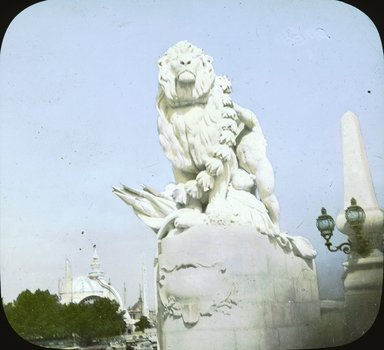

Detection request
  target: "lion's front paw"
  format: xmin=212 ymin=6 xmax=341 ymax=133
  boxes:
xmin=172 ymin=184 xmax=187 ymax=205
xmin=196 ymin=171 xmax=215 ymax=192
xmin=205 ymin=157 xmax=224 ymax=177
xmin=185 ymin=180 xmax=203 ymax=199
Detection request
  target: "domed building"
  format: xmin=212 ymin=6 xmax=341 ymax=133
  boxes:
xmin=58 ymin=245 xmax=124 ymax=306
xmin=58 ymin=245 xmax=134 ymax=329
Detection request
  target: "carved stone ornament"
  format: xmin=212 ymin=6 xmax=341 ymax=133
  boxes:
xmin=158 ymin=262 xmax=236 ymax=326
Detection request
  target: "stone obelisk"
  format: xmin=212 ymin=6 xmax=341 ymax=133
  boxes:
xmin=336 ymin=111 xmax=383 ymax=341
xmin=336 ymin=111 xmax=384 ymax=238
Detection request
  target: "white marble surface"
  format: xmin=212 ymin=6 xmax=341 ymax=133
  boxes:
xmin=156 ymin=225 xmax=321 ymax=350
xmin=114 ymin=41 xmax=284 ymax=237
xmin=113 ymin=42 xmax=324 ymax=349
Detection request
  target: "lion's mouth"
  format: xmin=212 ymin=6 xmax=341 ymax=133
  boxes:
xmin=177 ymin=71 xmax=196 ymax=84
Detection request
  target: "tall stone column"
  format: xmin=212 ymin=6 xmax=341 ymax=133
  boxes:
xmin=336 ymin=111 xmax=383 ymax=341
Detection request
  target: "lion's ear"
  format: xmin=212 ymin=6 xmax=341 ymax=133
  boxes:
xmin=201 ymin=55 xmax=213 ymax=68
xmin=158 ymin=56 xmax=170 ymax=68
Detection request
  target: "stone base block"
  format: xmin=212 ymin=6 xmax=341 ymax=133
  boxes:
xmin=156 ymin=225 xmax=321 ymax=350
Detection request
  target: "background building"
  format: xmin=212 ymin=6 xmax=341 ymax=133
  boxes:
xmin=58 ymin=245 xmax=135 ymax=330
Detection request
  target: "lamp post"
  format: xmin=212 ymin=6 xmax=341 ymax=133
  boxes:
xmin=316 ymin=198 xmax=371 ymax=257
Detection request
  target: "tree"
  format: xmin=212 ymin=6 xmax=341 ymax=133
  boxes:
xmin=4 ymin=289 xmax=66 ymax=340
xmin=67 ymin=298 xmax=126 ymax=345
xmin=135 ymin=315 xmax=151 ymax=332
xmin=3 ymin=289 xmax=126 ymax=345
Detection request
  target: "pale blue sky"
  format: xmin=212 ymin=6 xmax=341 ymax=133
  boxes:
xmin=1 ymin=0 xmax=383 ymax=308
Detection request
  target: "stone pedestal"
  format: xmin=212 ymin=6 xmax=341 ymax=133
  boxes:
xmin=342 ymin=249 xmax=383 ymax=342
xmin=335 ymin=111 xmax=384 ymax=342
xmin=156 ymin=225 xmax=322 ymax=350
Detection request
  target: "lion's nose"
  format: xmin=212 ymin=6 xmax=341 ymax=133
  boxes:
xmin=180 ymin=60 xmax=191 ymax=66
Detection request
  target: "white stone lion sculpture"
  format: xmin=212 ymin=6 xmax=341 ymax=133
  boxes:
xmin=156 ymin=41 xmax=280 ymax=231
xmin=114 ymin=41 xmax=318 ymax=258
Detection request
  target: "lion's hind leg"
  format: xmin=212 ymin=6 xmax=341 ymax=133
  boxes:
xmin=236 ymin=131 xmax=280 ymax=232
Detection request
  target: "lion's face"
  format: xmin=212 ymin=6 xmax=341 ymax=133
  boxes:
xmin=157 ymin=41 xmax=216 ymax=106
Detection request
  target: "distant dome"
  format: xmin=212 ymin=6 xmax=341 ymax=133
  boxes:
xmin=58 ymin=246 xmax=137 ymax=330
xmin=59 ymin=246 xmax=124 ymax=309
xmin=70 ymin=275 xmax=104 ymax=301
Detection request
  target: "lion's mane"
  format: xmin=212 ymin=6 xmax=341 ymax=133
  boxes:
xmin=156 ymin=41 xmax=241 ymax=180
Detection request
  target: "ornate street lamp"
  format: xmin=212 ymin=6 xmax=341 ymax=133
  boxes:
xmin=345 ymin=197 xmax=370 ymax=256
xmin=316 ymin=198 xmax=371 ymax=256
xmin=345 ymin=198 xmax=366 ymax=229
xmin=316 ymin=207 xmax=352 ymax=254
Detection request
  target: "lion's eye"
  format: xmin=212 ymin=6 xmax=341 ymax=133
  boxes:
xmin=187 ymin=61 xmax=191 ymax=65
xmin=180 ymin=61 xmax=185 ymax=65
